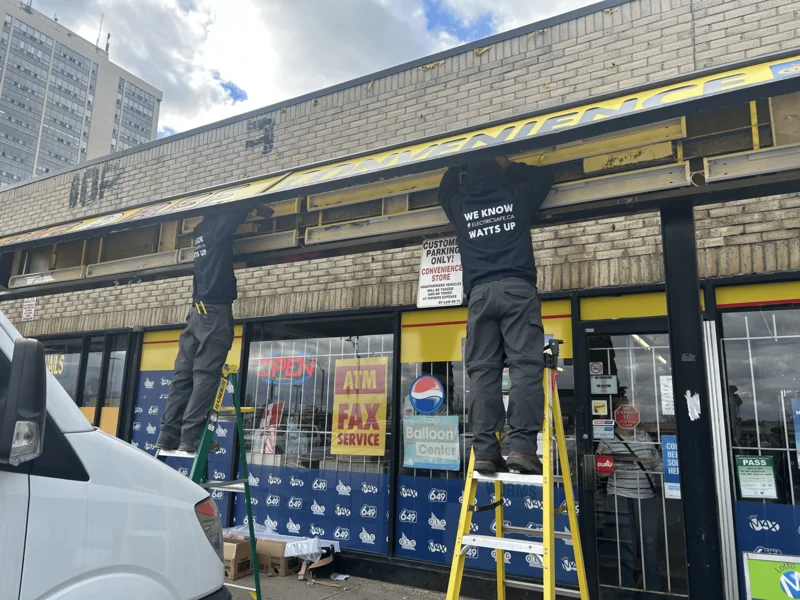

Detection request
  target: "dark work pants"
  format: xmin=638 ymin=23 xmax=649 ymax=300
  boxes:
xmin=465 ymin=277 xmax=544 ymax=459
xmin=160 ymin=303 xmax=234 ymax=444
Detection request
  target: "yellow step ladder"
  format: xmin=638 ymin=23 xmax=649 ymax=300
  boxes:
xmin=446 ymin=340 xmax=589 ymax=600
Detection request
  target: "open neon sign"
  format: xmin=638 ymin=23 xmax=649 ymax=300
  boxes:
xmin=258 ymin=352 xmax=317 ymax=385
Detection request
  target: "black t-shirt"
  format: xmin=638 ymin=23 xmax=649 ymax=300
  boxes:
xmin=437 ymin=160 xmax=553 ymax=296
xmin=192 ymin=208 xmax=249 ymax=304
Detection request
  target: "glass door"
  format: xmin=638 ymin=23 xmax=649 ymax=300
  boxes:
xmin=577 ymin=319 xmax=688 ymax=599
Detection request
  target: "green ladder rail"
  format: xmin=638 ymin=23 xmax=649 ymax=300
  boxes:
xmin=157 ymin=364 xmax=263 ymax=600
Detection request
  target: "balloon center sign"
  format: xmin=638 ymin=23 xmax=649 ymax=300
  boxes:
xmin=332 ymin=358 xmax=388 ymax=456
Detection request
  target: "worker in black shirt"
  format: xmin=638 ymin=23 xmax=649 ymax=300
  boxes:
xmin=156 ymin=205 xmax=270 ymax=452
xmin=438 ymin=158 xmax=553 ymax=474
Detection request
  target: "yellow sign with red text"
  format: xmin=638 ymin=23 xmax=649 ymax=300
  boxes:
xmin=331 ymin=357 xmax=388 ymax=456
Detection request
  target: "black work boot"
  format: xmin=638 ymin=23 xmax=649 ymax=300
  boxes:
xmin=506 ymin=451 xmax=543 ymax=475
xmin=155 ymin=432 xmax=179 ymax=451
xmin=474 ymin=456 xmax=509 ymax=474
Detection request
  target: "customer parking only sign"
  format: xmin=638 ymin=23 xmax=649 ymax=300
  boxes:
xmin=417 ymin=237 xmax=463 ymax=308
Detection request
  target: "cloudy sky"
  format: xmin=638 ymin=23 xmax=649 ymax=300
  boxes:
xmin=32 ymin=0 xmax=598 ymax=138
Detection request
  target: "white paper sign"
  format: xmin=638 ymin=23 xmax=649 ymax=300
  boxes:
xmin=591 ymin=375 xmax=618 ymax=395
xmin=22 ymin=297 xmax=36 ymax=322
xmin=416 ymin=237 xmax=463 ymax=308
xmin=659 ymin=376 xmax=674 ymax=416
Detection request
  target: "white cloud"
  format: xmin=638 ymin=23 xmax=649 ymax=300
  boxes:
xmin=30 ymin=0 xmax=598 ymax=135
xmin=438 ymin=0 xmax=600 ymax=32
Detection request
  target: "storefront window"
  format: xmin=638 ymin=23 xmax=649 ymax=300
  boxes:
xmin=104 ymin=334 xmax=129 ymax=408
xmin=43 ymin=337 xmax=82 ymax=400
xmin=238 ymin=316 xmax=394 ymax=554
xmin=588 ymin=333 xmax=687 ymax=597
xmin=81 ymin=336 xmax=104 ymax=408
xmin=721 ymin=305 xmax=800 ymax=576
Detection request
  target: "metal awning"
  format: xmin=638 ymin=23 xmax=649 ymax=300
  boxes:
xmin=0 ymin=52 xmax=798 ymax=255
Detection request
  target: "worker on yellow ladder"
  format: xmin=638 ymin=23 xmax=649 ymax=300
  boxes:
xmin=437 ymin=157 xmax=554 ymax=474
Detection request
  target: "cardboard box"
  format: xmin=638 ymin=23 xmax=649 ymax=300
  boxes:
xmin=223 ymin=539 xmax=253 ymax=581
xmin=255 ymin=539 xmax=300 ymax=577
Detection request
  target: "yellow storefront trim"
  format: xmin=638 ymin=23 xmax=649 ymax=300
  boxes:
xmin=140 ymin=325 xmax=244 ymax=371
xmin=580 ymin=291 xmax=706 ymax=320
xmin=401 ymin=300 xmax=572 ymax=364
xmin=716 ymin=281 xmax=800 ymax=308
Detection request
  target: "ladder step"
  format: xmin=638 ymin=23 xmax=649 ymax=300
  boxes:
xmin=201 ymin=478 xmax=248 ymax=490
xmin=505 ymin=579 xmax=582 ymax=598
xmin=503 ymin=525 xmax=572 ymax=540
xmin=156 ymin=450 xmax=196 ymax=459
xmin=461 ymin=535 xmax=543 ymax=556
xmin=472 ymin=471 xmax=563 ymax=485
xmin=209 ymin=482 xmax=246 ymax=493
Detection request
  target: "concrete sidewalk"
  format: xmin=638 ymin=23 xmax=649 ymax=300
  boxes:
xmin=225 ymin=574 xmax=459 ymax=600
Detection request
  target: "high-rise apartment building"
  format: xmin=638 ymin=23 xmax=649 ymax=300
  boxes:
xmin=0 ymin=0 xmax=162 ymax=187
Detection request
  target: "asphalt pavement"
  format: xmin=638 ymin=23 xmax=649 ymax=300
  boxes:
xmin=225 ymin=574 xmax=459 ymax=600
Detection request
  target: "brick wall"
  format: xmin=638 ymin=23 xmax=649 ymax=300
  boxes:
xmin=0 ymin=0 xmax=798 ymax=235
xmin=2 ymin=0 xmax=800 ymax=336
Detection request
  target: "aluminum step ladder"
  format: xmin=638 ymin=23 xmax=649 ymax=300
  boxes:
xmin=157 ymin=364 xmax=263 ymax=600
xmin=446 ymin=340 xmax=589 ymax=600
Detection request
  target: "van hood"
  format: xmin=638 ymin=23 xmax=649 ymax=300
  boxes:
xmin=0 ymin=310 xmax=92 ymax=434
xmin=68 ymin=428 xmax=208 ymax=504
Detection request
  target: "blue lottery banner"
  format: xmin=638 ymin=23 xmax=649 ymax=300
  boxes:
xmin=393 ymin=476 xmax=579 ymax=584
xmin=232 ymin=465 xmax=390 ymax=555
xmin=735 ymin=501 xmax=800 ymax=597
xmin=792 ymin=399 xmax=800 ymax=465
xmin=130 ymin=370 xmax=237 ymax=524
xmin=403 ymin=416 xmax=460 ymax=471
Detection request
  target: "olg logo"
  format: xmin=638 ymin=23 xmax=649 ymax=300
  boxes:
xmin=360 ymin=504 xmax=378 ymax=518
xmin=428 ymin=513 xmax=446 ymax=531
xmin=491 ymin=550 xmax=511 ymax=564
xmin=249 ymin=474 xmax=260 ymax=486
xmin=399 ymin=485 xmax=418 ymax=498
xmin=335 ymin=505 xmax=351 ymax=517
xmin=288 ymin=497 xmax=303 ymax=510
xmin=429 ymin=541 xmax=448 ymax=554
xmin=215 ymin=424 xmax=227 ymax=437
xmin=311 ymin=500 xmax=326 ymax=516
xmin=399 ymin=533 xmax=416 ymax=551
xmin=268 ymin=475 xmax=282 ymax=485
xmin=466 ymin=546 xmax=479 ymax=559
xmin=336 ymin=480 xmax=351 ymax=496
xmin=290 ymin=476 xmax=303 ymax=487
xmin=312 ymin=478 xmax=328 ymax=491
xmin=561 ymin=558 xmax=577 ymax=572
xmin=286 ymin=519 xmax=301 ymax=534
xmin=309 ymin=525 xmax=325 ymax=536
xmin=526 ymin=553 xmax=543 ymax=568
xmin=264 ymin=515 xmax=278 ymax=529
xmin=362 ymin=482 xmax=379 ymax=494
xmin=491 ymin=519 xmax=511 ymax=533
xmin=265 ymin=495 xmax=280 ymax=507
xmin=428 ymin=489 xmax=447 ymax=502
xmin=146 ymin=423 xmax=157 ymax=434
xmin=399 ymin=509 xmax=417 ymax=523
xmin=749 ymin=516 xmax=780 ymax=532
xmin=334 ymin=527 xmax=350 ymax=541
xmin=490 ymin=493 xmax=511 ymax=507
xmin=359 ymin=528 xmax=376 ymax=545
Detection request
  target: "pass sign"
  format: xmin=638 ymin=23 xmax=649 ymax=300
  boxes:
xmin=614 ymin=405 xmax=640 ymax=429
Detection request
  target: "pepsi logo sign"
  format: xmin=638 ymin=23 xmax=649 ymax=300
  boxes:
xmin=409 ymin=375 xmax=445 ymax=414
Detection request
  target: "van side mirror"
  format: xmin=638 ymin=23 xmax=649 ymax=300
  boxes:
xmin=0 ymin=338 xmax=46 ymax=466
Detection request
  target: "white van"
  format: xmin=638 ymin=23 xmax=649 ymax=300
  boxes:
xmin=0 ymin=310 xmax=230 ymax=600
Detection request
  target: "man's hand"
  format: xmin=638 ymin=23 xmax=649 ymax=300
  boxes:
xmin=255 ymin=204 xmax=275 ymax=219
